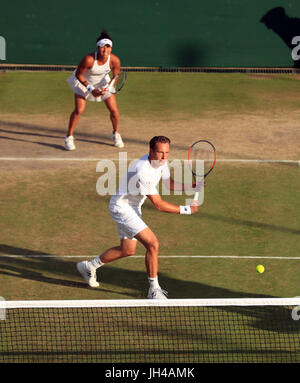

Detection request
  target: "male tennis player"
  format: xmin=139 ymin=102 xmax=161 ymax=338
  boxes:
xmin=65 ymin=30 xmax=124 ymax=150
xmin=77 ymin=136 xmax=200 ymax=299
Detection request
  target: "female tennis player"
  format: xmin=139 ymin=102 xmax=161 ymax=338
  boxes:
xmin=77 ymin=136 xmax=200 ymax=299
xmin=65 ymin=30 xmax=124 ymax=150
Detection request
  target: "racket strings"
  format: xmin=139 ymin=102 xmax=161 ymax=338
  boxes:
xmin=189 ymin=144 xmax=216 ymax=177
xmin=112 ymin=72 xmax=126 ymax=92
xmin=193 ymin=148 xmax=214 ymax=161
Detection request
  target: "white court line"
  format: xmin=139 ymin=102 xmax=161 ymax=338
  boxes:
xmin=0 ymin=254 xmax=299 ymax=260
xmin=0 ymin=157 xmax=299 ymax=164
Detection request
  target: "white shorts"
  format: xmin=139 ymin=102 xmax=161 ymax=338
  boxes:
xmin=66 ymin=72 xmax=112 ymax=102
xmin=109 ymin=205 xmax=148 ymax=240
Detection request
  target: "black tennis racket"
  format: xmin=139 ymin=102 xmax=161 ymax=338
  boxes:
xmin=188 ymin=140 xmax=217 ymax=201
xmin=105 ymin=71 xmax=127 ymax=94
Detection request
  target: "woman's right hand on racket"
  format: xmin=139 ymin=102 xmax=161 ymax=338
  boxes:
xmin=92 ymin=88 xmax=107 ymax=97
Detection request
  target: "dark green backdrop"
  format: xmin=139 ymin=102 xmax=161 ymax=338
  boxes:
xmin=1 ymin=0 xmax=300 ymax=67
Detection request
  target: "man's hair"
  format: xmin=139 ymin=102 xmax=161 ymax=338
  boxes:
xmin=149 ymin=136 xmax=171 ymax=150
xmin=96 ymin=30 xmax=113 ymax=43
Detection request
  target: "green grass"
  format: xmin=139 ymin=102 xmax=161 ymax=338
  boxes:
xmin=0 ymin=162 xmax=299 ymax=300
xmin=1 ymin=71 xmax=300 ymax=117
xmin=0 ymin=71 xmax=300 ymax=363
xmin=0 ymin=71 xmax=299 ymax=302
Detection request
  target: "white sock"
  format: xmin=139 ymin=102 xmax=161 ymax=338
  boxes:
xmin=148 ymin=276 xmax=160 ymax=289
xmin=88 ymin=256 xmax=104 ymax=270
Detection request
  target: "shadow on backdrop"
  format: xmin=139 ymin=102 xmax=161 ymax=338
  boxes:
xmin=260 ymin=6 xmax=300 ymax=68
xmin=172 ymin=42 xmax=209 ymax=67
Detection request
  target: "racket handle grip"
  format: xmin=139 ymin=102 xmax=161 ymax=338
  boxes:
xmin=193 ymin=191 xmax=199 ymax=201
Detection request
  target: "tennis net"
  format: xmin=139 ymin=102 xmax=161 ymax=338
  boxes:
xmin=0 ymin=298 xmax=299 ymax=363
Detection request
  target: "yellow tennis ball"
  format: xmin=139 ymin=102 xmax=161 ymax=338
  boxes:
xmin=256 ymin=265 xmax=265 ymax=274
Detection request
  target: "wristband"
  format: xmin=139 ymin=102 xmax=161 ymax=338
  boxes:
xmin=180 ymin=205 xmax=191 ymax=215
xmin=86 ymin=84 xmax=95 ymax=93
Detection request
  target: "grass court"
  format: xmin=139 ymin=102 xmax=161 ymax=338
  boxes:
xmin=0 ymin=70 xmax=299 ymax=301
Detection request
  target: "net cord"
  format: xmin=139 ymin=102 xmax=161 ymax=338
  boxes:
xmin=1 ymin=297 xmax=300 ymax=309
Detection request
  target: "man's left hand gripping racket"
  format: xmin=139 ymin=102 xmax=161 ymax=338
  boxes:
xmin=187 ymin=140 xmax=217 ymax=202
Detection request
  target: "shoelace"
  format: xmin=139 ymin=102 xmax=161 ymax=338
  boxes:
xmin=152 ymin=288 xmax=168 ymax=298
xmin=87 ymin=268 xmax=96 ymax=280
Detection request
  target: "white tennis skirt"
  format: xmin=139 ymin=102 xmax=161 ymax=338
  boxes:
xmin=66 ymin=72 xmax=112 ymax=102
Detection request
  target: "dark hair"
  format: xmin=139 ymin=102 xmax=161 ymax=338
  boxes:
xmin=149 ymin=136 xmax=171 ymax=150
xmin=96 ymin=30 xmax=113 ymax=44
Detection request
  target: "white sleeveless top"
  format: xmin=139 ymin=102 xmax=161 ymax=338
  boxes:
xmin=66 ymin=52 xmax=112 ymax=102
xmin=84 ymin=52 xmax=111 ymax=86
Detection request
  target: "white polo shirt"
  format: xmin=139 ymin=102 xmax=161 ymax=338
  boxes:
xmin=109 ymin=154 xmax=170 ymax=214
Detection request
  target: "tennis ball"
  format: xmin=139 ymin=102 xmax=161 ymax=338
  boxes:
xmin=256 ymin=264 xmax=265 ymax=274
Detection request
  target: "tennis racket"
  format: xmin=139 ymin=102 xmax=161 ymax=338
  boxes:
xmin=188 ymin=140 xmax=217 ymax=201
xmin=105 ymin=71 xmax=127 ymax=94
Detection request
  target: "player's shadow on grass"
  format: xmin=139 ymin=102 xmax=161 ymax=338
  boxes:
xmin=198 ymin=212 xmax=300 ymax=235
xmin=0 ymin=134 xmax=65 ymax=151
xmin=142 ymin=203 xmax=300 ymax=236
xmin=0 ymin=243 xmax=266 ymax=299
xmin=0 ymin=120 xmax=188 ymax=152
xmin=0 ymin=244 xmax=298 ymax=338
xmin=0 ymin=243 xmax=296 ymax=300
xmin=0 ymin=125 xmax=113 ymax=150
xmin=0 ymin=244 xmax=120 ymax=294
xmin=0 ymin=244 xmax=287 ymax=301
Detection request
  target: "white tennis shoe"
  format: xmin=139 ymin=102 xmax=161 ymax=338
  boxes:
xmin=77 ymin=261 xmax=99 ymax=288
xmin=111 ymin=132 xmax=124 ymax=148
xmin=64 ymin=136 xmax=76 ymax=151
xmin=147 ymin=287 xmax=168 ymax=299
